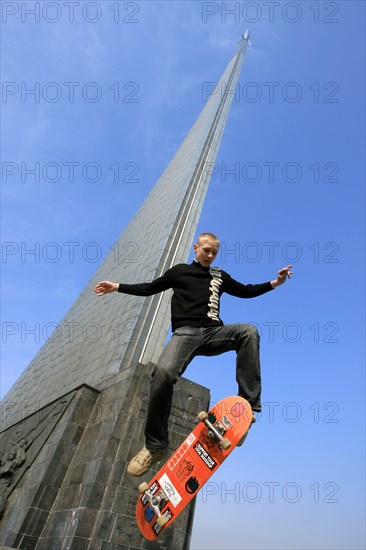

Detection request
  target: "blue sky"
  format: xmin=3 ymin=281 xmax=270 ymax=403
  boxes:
xmin=1 ymin=1 xmax=365 ymax=549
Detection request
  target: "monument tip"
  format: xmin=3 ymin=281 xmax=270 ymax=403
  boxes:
xmin=242 ymin=29 xmax=252 ymax=46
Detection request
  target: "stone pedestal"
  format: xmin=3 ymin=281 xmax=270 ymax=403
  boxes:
xmin=0 ymin=364 xmax=210 ymax=549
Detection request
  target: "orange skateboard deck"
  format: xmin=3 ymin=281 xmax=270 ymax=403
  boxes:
xmin=136 ymin=395 xmax=253 ymax=540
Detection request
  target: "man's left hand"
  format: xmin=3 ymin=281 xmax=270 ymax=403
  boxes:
xmin=271 ymin=265 xmax=293 ymax=288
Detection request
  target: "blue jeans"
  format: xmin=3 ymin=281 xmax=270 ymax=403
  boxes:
xmin=145 ymin=324 xmax=261 ymax=450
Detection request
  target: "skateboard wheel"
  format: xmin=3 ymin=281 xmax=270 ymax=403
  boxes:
xmin=138 ymin=482 xmax=149 ymax=494
xmin=220 ymin=437 xmax=231 ymax=450
xmin=157 ymin=515 xmax=169 ymax=528
xmin=197 ymin=411 xmax=208 ymax=422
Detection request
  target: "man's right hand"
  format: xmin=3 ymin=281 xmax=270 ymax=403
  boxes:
xmin=94 ymin=281 xmax=119 ymax=296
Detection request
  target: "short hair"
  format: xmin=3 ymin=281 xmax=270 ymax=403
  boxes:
xmin=196 ymin=233 xmax=220 ymax=247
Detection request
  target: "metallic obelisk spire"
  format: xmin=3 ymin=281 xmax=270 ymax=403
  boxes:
xmin=2 ymin=32 xmax=251 ymax=429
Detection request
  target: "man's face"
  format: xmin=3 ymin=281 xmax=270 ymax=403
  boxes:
xmin=193 ymin=237 xmax=219 ymax=267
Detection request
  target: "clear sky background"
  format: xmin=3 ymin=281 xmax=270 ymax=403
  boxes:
xmin=1 ymin=1 xmax=365 ymax=549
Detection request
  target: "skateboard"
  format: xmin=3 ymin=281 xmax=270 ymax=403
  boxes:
xmin=136 ymin=395 xmax=253 ymax=540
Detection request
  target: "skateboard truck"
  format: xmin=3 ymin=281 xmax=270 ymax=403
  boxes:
xmin=197 ymin=411 xmax=232 ymax=450
xmin=138 ymin=483 xmax=169 ymax=528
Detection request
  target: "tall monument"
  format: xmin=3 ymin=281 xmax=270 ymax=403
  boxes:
xmin=1 ymin=33 xmax=251 ymax=549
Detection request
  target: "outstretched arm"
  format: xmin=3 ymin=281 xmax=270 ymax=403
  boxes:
xmin=94 ymin=281 xmax=119 ymax=296
xmin=270 ymin=265 xmax=293 ymax=288
xmin=223 ymin=265 xmax=293 ymax=298
xmin=94 ymin=268 xmax=176 ymax=298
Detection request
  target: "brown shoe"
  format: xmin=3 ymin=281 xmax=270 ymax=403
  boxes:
xmin=127 ymin=446 xmax=169 ymax=477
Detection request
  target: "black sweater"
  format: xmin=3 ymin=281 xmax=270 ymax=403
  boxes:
xmin=118 ymin=261 xmax=273 ymax=332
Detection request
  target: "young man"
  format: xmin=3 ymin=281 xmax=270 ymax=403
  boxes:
xmin=94 ymin=233 xmax=293 ymax=476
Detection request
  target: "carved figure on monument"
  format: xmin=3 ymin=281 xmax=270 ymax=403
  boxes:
xmin=0 ymin=392 xmax=75 ymax=519
xmin=94 ymin=232 xmax=294 ymax=477
xmin=0 ymin=437 xmax=27 ymax=517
